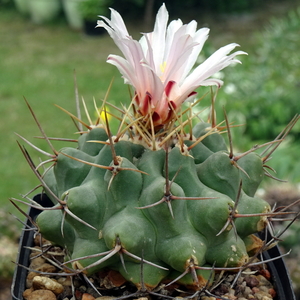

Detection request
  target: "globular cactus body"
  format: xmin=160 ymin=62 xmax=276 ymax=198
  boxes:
xmin=36 ymin=123 xmax=271 ymax=289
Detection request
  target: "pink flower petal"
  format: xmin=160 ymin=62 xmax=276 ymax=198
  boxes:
xmin=98 ymin=4 xmax=247 ymax=126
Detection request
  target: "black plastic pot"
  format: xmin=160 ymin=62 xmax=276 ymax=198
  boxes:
xmin=258 ymin=231 xmax=296 ymax=300
xmin=11 ymin=194 xmax=296 ymax=300
xmin=11 ymin=194 xmax=53 ymax=300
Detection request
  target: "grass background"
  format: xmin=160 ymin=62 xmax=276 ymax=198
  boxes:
xmin=0 ymin=8 xmax=124 ymax=215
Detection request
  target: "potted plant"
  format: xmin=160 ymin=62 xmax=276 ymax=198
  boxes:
xmin=28 ymin=0 xmax=62 ymax=24
xmin=11 ymin=4 xmax=298 ymax=300
xmin=79 ymin=0 xmax=111 ymax=35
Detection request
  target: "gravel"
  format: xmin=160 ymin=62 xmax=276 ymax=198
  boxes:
xmin=22 ymin=236 xmax=276 ymax=300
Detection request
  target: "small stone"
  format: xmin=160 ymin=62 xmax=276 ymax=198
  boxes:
xmin=75 ymin=290 xmax=83 ymax=299
xmin=27 ymin=289 xmax=57 ymax=300
xmin=37 ymin=263 xmax=57 ymax=273
xmin=95 ymin=297 xmax=116 ymax=300
xmin=234 ymin=283 xmax=245 ymax=296
xmin=228 ymin=288 xmax=236 ymax=296
xmin=256 ymin=275 xmax=273 ymax=288
xmin=23 ymin=288 xmax=34 ymax=300
xmin=79 ymin=285 xmax=87 ymax=292
xmin=225 ymin=275 xmax=235 ymax=283
xmin=106 ymin=269 xmax=127 ymax=287
xmin=57 ymin=276 xmax=73 ymax=287
xmin=245 ymin=275 xmax=259 ymax=288
xmin=29 ymin=256 xmax=46 ymax=269
xmin=222 ymin=293 xmax=237 ymax=300
xmin=236 ymin=276 xmax=244 ymax=285
xmin=260 ymin=269 xmax=271 ymax=280
xmin=217 ymin=283 xmax=229 ymax=295
xmin=82 ymin=293 xmax=96 ymax=300
xmin=253 ymin=290 xmax=273 ymax=300
xmin=259 ymin=285 xmax=270 ymax=294
xmin=32 ymin=276 xmax=64 ymax=295
xmin=268 ymin=288 xmax=276 ymax=298
xmin=26 ymin=271 xmax=39 ymax=288
xmin=243 ymin=286 xmax=253 ymax=297
xmin=26 ymin=262 xmax=57 ymax=287
xmin=30 ymin=247 xmax=42 ymax=258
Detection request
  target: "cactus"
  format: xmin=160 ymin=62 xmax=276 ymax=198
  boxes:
xmin=14 ymin=3 xmax=299 ymax=297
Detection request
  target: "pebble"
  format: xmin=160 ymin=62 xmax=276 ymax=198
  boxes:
xmin=82 ymin=293 xmax=96 ymax=300
xmin=222 ymin=294 xmax=237 ymax=300
xmin=26 ymin=271 xmax=39 ymax=288
xmin=243 ymin=286 xmax=253 ymax=298
xmin=259 ymin=285 xmax=270 ymax=294
xmin=32 ymin=276 xmax=64 ymax=295
xmin=29 ymin=256 xmax=46 ymax=269
xmin=37 ymin=263 xmax=57 ymax=274
xmin=245 ymin=275 xmax=259 ymax=288
xmin=24 ymin=289 xmax=57 ymax=300
xmin=268 ymin=288 xmax=276 ymax=298
xmin=29 ymin=246 xmax=42 ymax=257
xmin=260 ymin=269 xmax=271 ymax=280
xmin=257 ymin=275 xmax=273 ymax=288
xmin=23 ymin=238 xmax=279 ymax=300
xmin=253 ymin=290 xmax=273 ymax=300
xmin=105 ymin=269 xmax=127 ymax=287
xmin=23 ymin=288 xmax=33 ymax=299
xmin=57 ymin=276 xmax=73 ymax=287
xmin=26 ymin=263 xmax=57 ymax=288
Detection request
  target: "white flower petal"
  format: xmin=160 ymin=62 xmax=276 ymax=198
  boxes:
xmin=151 ymin=3 xmax=169 ymax=70
xmin=180 ymin=27 xmax=210 ymax=81
xmin=107 ymin=55 xmax=136 ymax=85
xmin=164 ymin=18 xmax=184 ymax=61
xmin=162 ymin=34 xmax=197 ymax=83
xmin=99 ymin=4 xmax=247 ymax=126
xmin=109 ymin=8 xmax=129 ymax=36
xmin=181 ymin=45 xmax=246 ymax=90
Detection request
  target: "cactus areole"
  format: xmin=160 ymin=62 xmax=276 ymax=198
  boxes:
xmin=16 ymin=3 xmax=299 ymax=294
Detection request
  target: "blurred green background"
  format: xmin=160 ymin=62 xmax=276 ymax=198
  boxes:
xmin=1 ymin=0 xmax=300 ymax=295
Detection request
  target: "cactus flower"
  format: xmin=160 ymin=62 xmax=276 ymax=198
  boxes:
xmin=97 ymin=4 xmax=246 ymax=127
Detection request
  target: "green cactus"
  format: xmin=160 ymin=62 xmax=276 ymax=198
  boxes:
xmin=18 ymin=75 xmax=299 ymax=297
xmin=14 ymin=3 xmax=300 ymax=297
xmin=29 ymin=113 xmax=279 ymax=290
